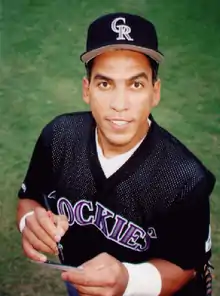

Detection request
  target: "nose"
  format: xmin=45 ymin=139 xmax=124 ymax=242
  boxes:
xmin=109 ymin=88 xmax=129 ymax=112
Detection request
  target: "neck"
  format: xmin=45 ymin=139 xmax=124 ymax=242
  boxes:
xmin=97 ymin=123 xmax=149 ymax=158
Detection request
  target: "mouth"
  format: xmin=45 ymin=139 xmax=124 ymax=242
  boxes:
xmin=111 ymin=120 xmax=129 ymax=126
xmin=107 ymin=118 xmax=132 ymax=129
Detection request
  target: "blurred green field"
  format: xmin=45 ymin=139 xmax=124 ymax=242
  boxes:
xmin=1 ymin=0 xmax=220 ymax=295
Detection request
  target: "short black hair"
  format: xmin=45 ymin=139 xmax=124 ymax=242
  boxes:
xmin=85 ymin=55 xmax=159 ymax=84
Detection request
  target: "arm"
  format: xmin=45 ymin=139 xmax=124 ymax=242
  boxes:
xmin=150 ymin=259 xmax=195 ymax=295
xmin=61 ymin=253 xmax=195 ymax=296
xmin=16 ymin=126 xmax=52 ymax=232
xmin=16 ymin=125 xmax=69 ymax=261
xmin=146 ymin=175 xmax=214 ymax=295
xmin=124 ymin=175 xmax=214 ymax=296
xmin=143 ymin=177 xmax=213 ymax=296
xmin=123 ymin=258 xmax=195 ymax=296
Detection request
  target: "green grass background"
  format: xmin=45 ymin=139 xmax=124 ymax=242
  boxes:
xmin=1 ymin=0 xmax=220 ymax=295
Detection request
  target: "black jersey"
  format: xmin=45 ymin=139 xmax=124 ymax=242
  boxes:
xmin=18 ymin=112 xmax=216 ymax=295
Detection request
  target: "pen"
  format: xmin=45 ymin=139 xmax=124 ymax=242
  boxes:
xmin=43 ymin=194 xmax=65 ymax=263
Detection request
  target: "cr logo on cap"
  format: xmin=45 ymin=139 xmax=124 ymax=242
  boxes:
xmin=111 ymin=17 xmax=134 ymax=41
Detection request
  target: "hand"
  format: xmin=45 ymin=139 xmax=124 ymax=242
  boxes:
xmin=61 ymin=252 xmax=129 ymax=296
xmin=21 ymin=207 xmax=69 ymax=262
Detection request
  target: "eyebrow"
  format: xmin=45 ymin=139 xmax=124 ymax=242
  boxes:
xmin=129 ymin=72 xmax=149 ymax=81
xmin=93 ymin=74 xmax=113 ymax=82
xmin=93 ymin=72 xmax=149 ymax=82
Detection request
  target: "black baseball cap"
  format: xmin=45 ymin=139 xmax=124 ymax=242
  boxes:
xmin=80 ymin=12 xmax=164 ymax=64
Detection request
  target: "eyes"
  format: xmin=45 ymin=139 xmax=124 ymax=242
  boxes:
xmin=132 ymin=81 xmax=144 ymax=89
xmin=98 ymin=81 xmax=109 ymax=89
xmin=97 ymin=80 xmax=145 ymax=90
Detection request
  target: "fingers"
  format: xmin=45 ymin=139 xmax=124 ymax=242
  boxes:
xmin=25 ymin=213 xmax=59 ymax=251
xmin=34 ymin=208 xmax=62 ymax=239
xmin=23 ymin=226 xmax=57 ymax=255
xmin=21 ymin=207 xmax=69 ymax=262
xmin=61 ymin=253 xmax=115 ymax=287
xmin=73 ymin=284 xmax=106 ymax=296
xmin=53 ymin=214 xmax=69 ymax=237
xmin=62 ymin=253 xmax=128 ymax=296
xmin=63 ymin=269 xmax=114 ymax=296
xmin=22 ymin=237 xmax=47 ymax=262
xmin=62 ymin=267 xmax=111 ymax=287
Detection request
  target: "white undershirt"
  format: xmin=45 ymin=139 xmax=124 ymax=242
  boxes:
xmin=95 ymin=119 xmax=151 ymax=178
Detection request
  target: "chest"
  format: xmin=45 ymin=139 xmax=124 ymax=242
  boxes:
xmin=48 ymin=136 xmax=182 ymax=263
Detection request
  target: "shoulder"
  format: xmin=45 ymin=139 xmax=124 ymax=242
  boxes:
xmin=152 ymin=118 xmax=216 ymax=196
xmin=44 ymin=111 xmax=93 ymax=131
xmin=40 ymin=111 xmax=94 ymax=141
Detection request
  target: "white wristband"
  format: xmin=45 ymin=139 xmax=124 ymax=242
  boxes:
xmin=19 ymin=211 xmax=34 ymax=233
xmin=123 ymin=262 xmax=162 ymax=296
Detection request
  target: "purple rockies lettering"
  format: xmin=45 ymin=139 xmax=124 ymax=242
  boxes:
xmin=93 ymin=202 xmax=114 ymax=237
xmin=56 ymin=197 xmax=155 ymax=252
xmin=57 ymin=197 xmax=75 ymax=226
xmin=108 ymin=215 xmax=128 ymax=240
xmin=119 ymin=222 xmax=149 ymax=251
xmin=74 ymin=200 xmax=94 ymax=225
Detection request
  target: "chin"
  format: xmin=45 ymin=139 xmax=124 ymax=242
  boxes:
xmin=106 ymin=134 xmax=134 ymax=147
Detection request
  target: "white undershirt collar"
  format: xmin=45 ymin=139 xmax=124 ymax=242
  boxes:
xmin=95 ymin=119 xmax=151 ymax=178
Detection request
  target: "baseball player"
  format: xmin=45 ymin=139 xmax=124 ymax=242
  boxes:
xmin=16 ymin=13 xmax=216 ymax=296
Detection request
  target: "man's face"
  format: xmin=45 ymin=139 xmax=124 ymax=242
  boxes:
xmin=83 ymin=50 xmax=161 ymax=155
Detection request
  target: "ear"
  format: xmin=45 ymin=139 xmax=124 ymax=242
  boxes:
xmin=82 ymin=77 xmax=90 ymax=104
xmin=152 ymin=78 xmax=161 ymax=107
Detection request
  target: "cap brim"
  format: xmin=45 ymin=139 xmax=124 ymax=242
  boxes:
xmin=80 ymin=44 xmax=164 ymax=64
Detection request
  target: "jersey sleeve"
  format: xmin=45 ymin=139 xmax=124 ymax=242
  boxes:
xmin=18 ymin=123 xmax=54 ymax=206
xmin=155 ymin=173 xmax=215 ymax=271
